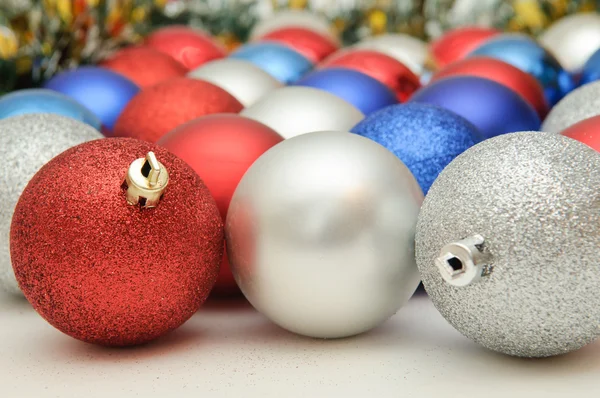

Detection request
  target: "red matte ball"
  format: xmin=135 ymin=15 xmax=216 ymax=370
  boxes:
xmin=319 ymin=49 xmax=421 ymax=102
xmin=113 ymin=77 xmax=243 ymax=143
xmin=430 ymin=26 xmax=500 ymax=69
xmin=145 ymin=25 xmax=227 ymax=70
xmin=258 ymin=27 xmax=338 ymax=63
xmin=431 ymin=56 xmax=549 ymax=118
xmin=158 ymin=115 xmax=284 ymax=296
xmin=100 ymin=46 xmax=187 ymax=88
xmin=10 ymin=138 xmax=223 ymax=346
xmin=561 ymin=115 xmax=600 ymax=152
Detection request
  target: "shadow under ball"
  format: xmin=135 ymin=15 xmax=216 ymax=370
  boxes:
xmin=226 ymin=131 xmax=424 ymax=339
xmin=416 ymin=132 xmax=600 ymax=357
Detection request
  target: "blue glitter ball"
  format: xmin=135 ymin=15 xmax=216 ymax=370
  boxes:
xmin=0 ymin=89 xmax=101 ymax=130
xmin=44 ymin=66 xmax=140 ymax=132
xmin=230 ymin=42 xmax=313 ymax=84
xmin=351 ymin=103 xmax=483 ymax=194
xmin=469 ymin=34 xmax=575 ymax=105
xmin=295 ymin=67 xmax=398 ymax=115
xmin=580 ymin=48 xmax=600 ymax=86
xmin=409 ymin=76 xmax=541 ymax=139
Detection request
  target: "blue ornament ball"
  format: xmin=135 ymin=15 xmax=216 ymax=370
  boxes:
xmin=44 ymin=66 xmax=140 ymax=132
xmin=296 ymin=67 xmax=398 ymax=115
xmin=580 ymin=48 xmax=600 ymax=86
xmin=351 ymin=103 xmax=483 ymax=194
xmin=409 ymin=76 xmax=541 ymax=139
xmin=0 ymin=89 xmax=101 ymax=130
xmin=229 ymin=42 xmax=313 ymax=84
xmin=468 ymin=34 xmax=575 ymax=105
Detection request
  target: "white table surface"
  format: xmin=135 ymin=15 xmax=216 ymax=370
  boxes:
xmin=1 ymin=289 xmax=599 ymax=398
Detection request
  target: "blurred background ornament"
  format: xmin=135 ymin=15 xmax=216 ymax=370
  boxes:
xmin=428 ymin=26 xmax=500 ymax=69
xmin=542 ymin=80 xmax=600 ymax=133
xmin=256 ymin=26 xmax=339 ymax=63
xmin=580 ymin=47 xmax=600 ymax=86
xmin=560 ymin=115 xmax=600 ymax=152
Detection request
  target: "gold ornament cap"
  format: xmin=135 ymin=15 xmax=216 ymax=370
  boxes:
xmin=123 ymin=152 xmax=169 ymax=208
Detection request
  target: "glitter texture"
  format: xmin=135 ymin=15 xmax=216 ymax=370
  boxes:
xmin=416 ymin=132 xmax=600 ymax=357
xmin=0 ymin=114 xmax=103 ymax=295
xmin=113 ymin=77 xmax=243 ymax=143
xmin=351 ymin=103 xmax=482 ymax=194
xmin=542 ymin=80 xmax=600 ymax=133
xmin=10 ymin=138 xmax=223 ymax=346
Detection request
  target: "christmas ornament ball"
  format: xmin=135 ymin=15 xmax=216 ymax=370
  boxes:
xmin=43 ymin=66 xmax=140 ymax=132
xmin=431 ymin=57 xmax=549 ymax=119
xmin=240 ymin=87 xmax=364 ymax=139
xmin=226 ymin=131 xmax=423 ymax=338
xmin=188 ymin=59 xmax=282 ymax=107
xmin=539 ymin=13 xmax=600 ymax=73
xmin=113 ymin=78 xmax=243 ymax=143
xmin=580 ymin=48 xmax=600 ymax=86
xmin=158 ymin=115 xmax=283 ymax=295
xmin=296 ymin=68 xmax=397 ymax=115
xmin=352 ymin=34 xmax=429 ymax=76
xmin=319 ymin=49 xmax=421 ymax=103
xmin=541 ymin=81 xmax=600 ymax=134
xmin=0 ymin=114 xmax=103 ymax=296
xmin=258 ymin=27 xmax=338 ymax=63
xmin=229 ymin=42 xmax=313 ymax=84
xmin=429 ymin=26 xmax=500 ymax=69
xmin=352 ymin=103 xmax=482 ymax=194
xmin=410 ymin=76 xmax=541 ymax=139
xmin=249 ymin=9 xmax=337 ymax=44
xmin=416 ymin=132 xmax=600 ymax=358
xmin=0 ymin=89 xmax=101 ymax=129
xmin=100 ymin=46 xmax=187 ymax=88
xmin=145 ymin=25 xmax=226 ymax=70
xmin=10 ymin=138 xmax=223 ymax=346
xmin=561 ymin=115 xmax=600 ymax=152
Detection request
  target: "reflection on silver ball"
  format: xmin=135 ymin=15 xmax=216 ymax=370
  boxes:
xmin=188 ymin=59 xmax=283 ymax=107
xmin=539 ymin=13 xmax=600 ymax=72
xmin=0 ymin=114 xmax=102 ymax=295
xmin=542 ymin=80 xmax=600 ymax=133
xmin=240 ymin=87 xmax=364 ymax=139
xmin=249 ymin=9 xmax=338 ymax=44
xmin=416 ymin=132 xmax=600 ymax=357
xmin=226 ymin=131 xmax=423 ymax=338
xmin=352 ymin=34 xmax=428 ymax=76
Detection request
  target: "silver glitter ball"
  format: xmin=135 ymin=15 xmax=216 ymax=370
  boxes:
xmin=416 ymin=132 xmax=600 ymax=358
xmin=0 ymin=114 xmax=103 ymax=295
xmin=542 ymin=80 xmax=600 ymax=133
xmin=226 ymin=131 xmax=423 ymax=338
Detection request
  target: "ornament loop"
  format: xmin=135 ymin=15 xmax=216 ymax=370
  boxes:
xmin=435 ymin=234 xmax=492 ymax=287
xmin=124 ymin=152 xmax=169 ymax=208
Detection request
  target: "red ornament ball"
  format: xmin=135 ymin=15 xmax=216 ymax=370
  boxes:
xmin=431 ymin=56 xmax=549 ymax=119
xmin=258 ymin=27 xmax=338 ymax=63
xmin=10 ymin=138 xmax=223 ymax=346
xmin=158 ymin=115 xmax=283 ymax=295
xmin=429 ymin=26 xmax=500 ymax=69
xmin=145 ymin=25 xmax=227 ymax=70
xmin=113 ymin=77 xmax=243 ymax=143
xmin=561 ymin=115 xmax=600 ymax=152
xmin=100 ymin=46 xmax=187 ymax=88
xmin=319 ymin=49 xmax=421 ymax=102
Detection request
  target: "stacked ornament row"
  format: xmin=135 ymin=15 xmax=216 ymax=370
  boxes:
xmin=0 ymin=10 xmax=599 ymax=359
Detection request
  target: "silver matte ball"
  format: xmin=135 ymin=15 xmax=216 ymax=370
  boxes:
xmin=188 ymin=59 xmax=283 ymax=107
xmin=240 ymin=87 xmax=364 ymax=139
xmin=249 ymin=9 xmax=338 ymax=43
xmin=539 ymin=13 xmax=600 ymax=72
xmin=416 ymin=132 xmax=600 ymax=358
xmin=542 ymin=80 xmax=600 ymax=133
xmin=352 ymin=34 xmax=428 ymax=75
xmin=226 ymin=131 xmax=423 ymax=338
xmin=0 ymin=114 xmax=103 ymax=295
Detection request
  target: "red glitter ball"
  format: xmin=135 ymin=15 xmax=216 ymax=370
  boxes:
xmin=100 ymin=46 xmax=187 ymax=88
xmin=319 ymin=49 xmax=421 ymax=102
xmin=10 ymin=138 xmax=223 ymax=346
xmin=258 ymin=27 xmax=338 ymax=63
xmin=113 ymin=77 xmax=244 ymax=143
xmin=431 ymin=56 xmax=549 ymax=118
xmin=145 ymin=25 xmax=227 ymax=70
xmin=158 ymin=114 xmax=283 ymax=296
xmin=429 ymin=26 xmax=500 ymax=69
xmin=561 ymin=115 xmax=600 ymax=152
